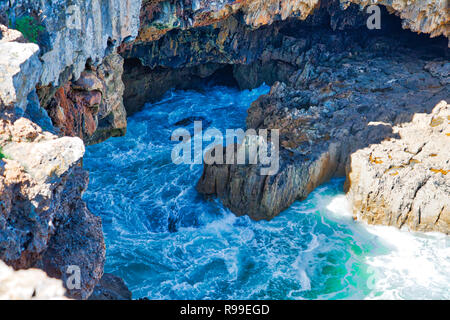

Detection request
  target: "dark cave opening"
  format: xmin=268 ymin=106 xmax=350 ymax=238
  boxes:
xmin=121 ymin=3 xmax=448 ymax=116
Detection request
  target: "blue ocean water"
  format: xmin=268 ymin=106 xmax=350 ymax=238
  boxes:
xmin=83 ymin=85 xmax=450 ymax=300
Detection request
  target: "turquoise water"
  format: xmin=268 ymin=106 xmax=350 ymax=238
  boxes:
xmin=83 ymin=85 xmax=450 ymax=300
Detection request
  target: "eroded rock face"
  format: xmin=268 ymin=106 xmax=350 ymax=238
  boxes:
xmin=0 ymin=260 xmax=68 ymax=300
xmin=89 ymin=273 xmax=133 ymax=300
xmin=123 ymin=2 xmax=371 ymax=112
xmin=346 ymin=101 xmax=449 ymax=233
xmin=137 ymin=0 xmax=320 ymax=43
xmin=42 ymin=53 xmax=127 ymax=144
xmin=342 ymin=0 xmax=449 ymax=40
xmin=2 ymin=0 xmax=142 ymax=144
xmin=0 ymin=39 xmax=41 ymax=112
xmin=0 ymin=117 xmax=105 ymax=299
xmin=197 ymin=30 xmax=449 ymax=229
xmin=137 ymin=0 xmax=449 ymax=44
xmin=3 ymin=0 xmax=142 ymax=86
xmin=0 ymin=1 xmax=140 ymax=299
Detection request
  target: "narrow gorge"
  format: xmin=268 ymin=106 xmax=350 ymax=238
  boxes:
xmin=0 ymin=0 xmax=448 ymax=300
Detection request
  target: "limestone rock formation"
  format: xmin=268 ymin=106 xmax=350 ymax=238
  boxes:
xmin=0 ymin=117 xmax=105 ymax=299
xmin=137 ymin=0 xmax=448 ymax=44
xmin=137 ymin=0 xmax=320 ymax=42
xmin=123 ymin=2 xmax=371 ymax=112
xmin=346 ymin=101 xmax=449 ymax=233
xmin=0 ymin=0 xmax=143 ymax=299
xmin=1 ymin=0 xmax=142 ymax=144
xmin=342 ymin=0 xmax=449 ymax=40
xmin=3 ymin=0 xmax=142 ymax=86
xmin=197 ymin=30 xmax=449 ymax=231
xmin=0 ymin=39 xmax=41 ymax=112
xmin=42 ymin=52 xmax=127 ymax=144
xmin=0 ymin=260 xmax=68 ymax=300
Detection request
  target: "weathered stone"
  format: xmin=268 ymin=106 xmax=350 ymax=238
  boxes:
xmin=3 ymin=0 xmax=143 ymax=86
xmin=0 ymin=40 xmax=42 ymax=112
xmin=0 ymin=117 xmax=105 ymax=299
xmin=89 ymin=273 xmax=133 ymax=300
xmin=346 ymin=101 xmax=449 ymax=233
xmin=136 ymin=0 xmax=449 ymax=44
xmin=197 ymin=32 xmax=449 ymax=231
xmin=342 ymin=0 xmax=449 ymax=40
xmin=42 ymin=52 xmax=127 ymax=144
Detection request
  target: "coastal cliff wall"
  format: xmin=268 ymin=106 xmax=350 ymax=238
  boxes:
xmin=0 ymin=0 xmax=143 ymax=299
xmin=0 ymin=0 xmax=448 ymax=299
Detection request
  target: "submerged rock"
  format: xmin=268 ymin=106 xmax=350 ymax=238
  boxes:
xmin=346 ymin=101 xmax=449 ymax=233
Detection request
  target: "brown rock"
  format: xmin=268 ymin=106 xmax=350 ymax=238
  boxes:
xmin=346 ymin=101 xmax=450 ymax=233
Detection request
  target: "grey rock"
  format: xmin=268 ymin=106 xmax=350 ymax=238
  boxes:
xmin=0 ymin=117 xmax=105 ymax=299
xmin=4 ymin=0 xmax=143 ymax=86
xmin=89 ymin=273 xmax=132 ymax=300
xmin=197 ymin=35 xmax=449 ymax=233
xmin=346 ymin=101 xmax=450 ymax=233
xmin=0 ymin=41 xmax=42 ymax=111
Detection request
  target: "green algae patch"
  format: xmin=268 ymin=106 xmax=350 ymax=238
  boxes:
xmin=0 ymin=147 xmax=7 ymax=160
xmin=11 ymin=15 xmax=44 ymax=44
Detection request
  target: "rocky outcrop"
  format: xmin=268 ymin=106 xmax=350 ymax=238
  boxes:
xmin=0 ymin=260 xmax=68 ymax=300
xmin=0 ymin=36 xmax=42 ymax=113
xmin=342 ymin=0 xmax=449 ymax=40
xmin=136 ymin=0 xmax=448 ymax=44
xmin=123 ymin=1 xmax=373 ymax=112
xmin=42 ymin=52 xmax=127 ymax=144
xmin=0 ymin=0 xmax=448 ymax=303
xmin=3 ymin=0 xmax=142 ymax=86
xmin=197 ymin=30 xmax=449 ymax=229
xmin=0 ymin=0 xmax=144 ymax=299
xmin=346 ymin=101 xmax=449 ymax=233
xmin=89 ymin=273 xmax=133 ymax=300
xmin=137 ymin=0 xmax=320 ymax=43
xmin=0 ymin=117 xmax=105 ymax=299
xmin=2 ymin=0 xmax=141 ymax=144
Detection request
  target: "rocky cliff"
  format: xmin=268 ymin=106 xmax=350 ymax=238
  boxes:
xmin=0 ymin=0 xmax=448 ymax=300
xmin=0 ymin=116 xmax=105 ymax=299
xmin=346 ymin=100 xmax=449 ymax=233
xmin=1 ymin=0 xmax=142 ymax=144
xmin=0 ymin=0 xmax=143 ymax=299
xmin=196 ymin=26 xmax=449 ymax=230
xmin=136 ymin=0 xmax=448 ymax=43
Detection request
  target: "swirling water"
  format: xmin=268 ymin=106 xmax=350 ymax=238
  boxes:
xmin=83 ymin=85 xmax=450 ymax=300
